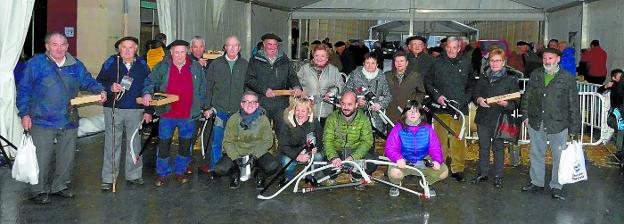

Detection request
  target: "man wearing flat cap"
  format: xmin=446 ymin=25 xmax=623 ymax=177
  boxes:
xmin=405 ymin=36 xmax=433 ymax=96
xmin=97 ymin=36 xmax=153 ymax=191
xmin=516 ymin=40 xmax=541 ymax=77
xmin=245 ymin=33 xmax=302 ymax=139
xmin=520 ymin=48 xmax=580 ymax=200
xmin=142 ymin=39 xmax=210 ymax=186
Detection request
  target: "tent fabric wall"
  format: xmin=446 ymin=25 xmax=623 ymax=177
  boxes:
xmin=294 ymin=0 xmax=545 ymax=21
xmin=250 ymin=5 xmax=291 ymax=56
xmin=0 ymin=0 xmax=35 ymax=156
xmin=547 ymin=0 xmax=624 ymax=75
xmin=156 ymin=0 xmax=290 ymax=59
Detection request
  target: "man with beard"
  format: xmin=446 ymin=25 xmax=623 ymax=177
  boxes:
xmin=520 ymin=48 xmax=580 ymax=200
xmin=323 ymin=91 xmax=377 ymax=186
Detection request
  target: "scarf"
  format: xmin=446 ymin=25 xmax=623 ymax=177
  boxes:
xmin=362 ymin=67 xmax=379 ymax=80
xmin=486 ymin=67 xmax=507 ymax=83
xmin=239 ymin=109 xmax=261 ymax=130
xmin=406 ymin=119 xmax=421 ymax=127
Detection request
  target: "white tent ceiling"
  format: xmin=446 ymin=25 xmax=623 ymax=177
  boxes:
xmin=245 ymin=0 xmax=592 ymax=20
xmin=371 ymin=20 xmax=478 ymax=35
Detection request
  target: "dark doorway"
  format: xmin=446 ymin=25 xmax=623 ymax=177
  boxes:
xmin=22 ymin=0 xmax=48 ymax=60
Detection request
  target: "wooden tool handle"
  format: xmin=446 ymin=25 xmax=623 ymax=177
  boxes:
xmin=272 ymin=90 xmax=292 ymax=96
xmin=136 ymin=93 xmax=179 ymax=106
xmin=71 ymin=95 xmax=101 ymax=105
xmin=485 ymin=92 xmax=521 ymax=104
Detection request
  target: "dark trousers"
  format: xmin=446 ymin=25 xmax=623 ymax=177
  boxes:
xmin=585 ymin=75 xmax=606 ymax=85
xmin=265 ymin=105 xmax=286 ymax=137
xmin=477 ymin=124 xmax=505 ymax=177
xmin=336 ymin=149 xmax=378 ymax=176
xmin=214 ymin=153 xmax=279 ymax=179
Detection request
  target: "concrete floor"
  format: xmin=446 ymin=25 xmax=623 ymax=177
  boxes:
xmin=1 ymin=133 xmax=624 ymax=224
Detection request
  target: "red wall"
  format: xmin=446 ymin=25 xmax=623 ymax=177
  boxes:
xmin=47 ymin=0 xmax=77 ymax=55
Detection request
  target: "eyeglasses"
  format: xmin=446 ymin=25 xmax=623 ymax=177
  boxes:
xmin=241 ymin=100 xmax=258 ymax=105
xmin=489 ymin=59 xmax=505 ymax=63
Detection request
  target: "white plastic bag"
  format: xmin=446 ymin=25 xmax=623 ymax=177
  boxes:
xmin=558 ymin=141 xmax=588 ymax=184
xmin=11 ymin=134 xmax=39 ymax=185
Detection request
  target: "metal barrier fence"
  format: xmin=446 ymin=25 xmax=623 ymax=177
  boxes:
xmin=463 ymin=79 xmax=609 ymax=146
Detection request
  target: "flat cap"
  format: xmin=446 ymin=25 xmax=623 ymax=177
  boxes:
xmin=516 ymin=40 xmax=530 ymax=46
xmin=334 ymin=41 xmax=346 ymax=48
xmin=167 ymin=39 xmax=190 ymax=48
xmin=539 ymin=47 xmax=562 ymax=56
xmin=261 ymin=33 xmax=282 ymax=42
xmin=115 ymin=36 xmax=139 ymax=49
xmin=405 ymin=36 xmax=427 ymax=45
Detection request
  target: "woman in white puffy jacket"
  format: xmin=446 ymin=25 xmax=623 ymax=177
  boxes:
xmin=297 ymin=44 xmax=345 ymax=124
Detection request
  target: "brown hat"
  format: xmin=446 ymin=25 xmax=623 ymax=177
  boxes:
xmin=261 ymin=33 xmax=282 ymax=42
xmin=114 ymin=36 xmax=139 ymax=49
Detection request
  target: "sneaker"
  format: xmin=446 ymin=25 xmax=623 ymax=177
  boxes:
xmin=278 ymin=177 xmax=289 ymax=187
xmin=450 ymin=172 xmax=466 ymax=182
xmin=31 ymin=193 xmax=50 ymax=204
xmin=100 ymin=183 xmax=112 ymax=191
xmin=521 ymin=183 xmax=544 ymax=192
xmin=256 ymin=178 xmax=266 ymax=190
xmin=185 ymin=165 xmax=193 ymax=174
xmin=229 ymin=177 xmax=240 ymax=189
xmin=177 ymin=174 xmax=189 ymax=184
xmin=154 ymin=176 xmax=166 ymax=187
xmin=52 ymin=189 xmax=74 ymax=198
xmin=199 ymin=164 xmax=211 ymax=174
xmin=389 ymin=187 xmax=400 ymax=197
xmin=354 ymin=184 xmax=366 ymax=191
xmin=428 ymin=188 xmax=437 ymax=197
xmin=552 ymin=188 xmax=565 ymax=200
xmin=127 ymin=178 xmax=145 ymax=185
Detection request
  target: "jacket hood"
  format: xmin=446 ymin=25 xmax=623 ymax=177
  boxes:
xmin=562 ymin=47 xmax=575 ymax=56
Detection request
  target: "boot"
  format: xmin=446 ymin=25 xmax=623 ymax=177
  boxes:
xmin=155 ymin=157 xmax=171 ymax=187
xmin=156 ymin=157 xmax=171 ymax=177
xmin=229 ymin=172 xmax=240 ymax=189
xmin=255 ymin=171 xmax=266 ymax=190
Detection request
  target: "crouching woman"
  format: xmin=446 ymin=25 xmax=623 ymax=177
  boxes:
xmin=215 ymin=91 xmax=278 ymax=189
xmin=277 ymin=97 xmax=325 ymax=184
xmin=384 ymin=100 xmax=448 ymax=197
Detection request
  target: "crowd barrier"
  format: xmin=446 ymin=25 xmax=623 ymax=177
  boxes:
xmin=463 ymin=79 xmax=610 ymax=146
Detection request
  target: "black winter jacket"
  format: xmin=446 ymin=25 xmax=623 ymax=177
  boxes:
xmin=206 ymin=55 xmax=248 ymax=114
xmin=426 ymin=53 xmax=475 ymax=114
xmin=520 ymin=68 xmax=581 ymax=134
xmin=472 ymin=68 xmax=521 ymax=128
xmin=245 ymin=52 xmax=301 ymax=111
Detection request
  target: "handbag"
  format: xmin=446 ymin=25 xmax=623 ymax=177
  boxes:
xmin=11 ymin=133 xmax=39 ymax=185
xmin=493 ymin=112 xmax=519 ymax=143
xmin=558 ymin=141 xmax=588 ymax=184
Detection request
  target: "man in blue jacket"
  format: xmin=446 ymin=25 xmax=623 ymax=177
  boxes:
xmin=96 ymin=36 xmax=153 ymax=191
xmin=17 ymin=32 xmax=106 ymax=204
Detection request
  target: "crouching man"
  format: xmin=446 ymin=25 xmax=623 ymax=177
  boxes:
xmin=214 ymin=91 xmax=278 ymax=189
xmin=323 ymin=91 xmax=377 ymax=188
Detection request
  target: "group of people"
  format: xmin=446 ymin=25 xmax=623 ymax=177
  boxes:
xmin=16 ymin=30 xmax=583 ymax=205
